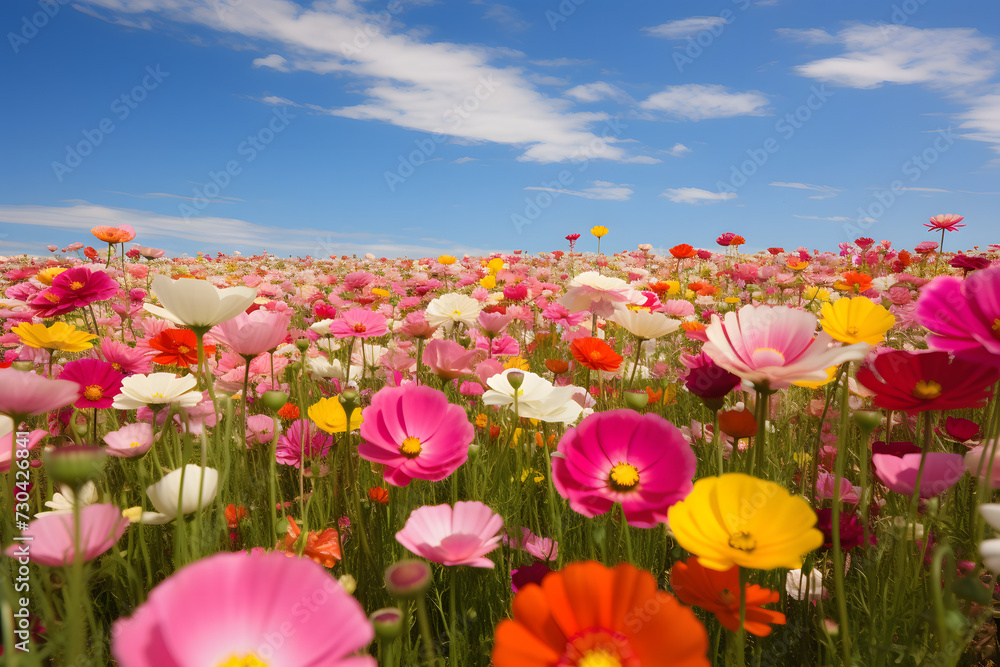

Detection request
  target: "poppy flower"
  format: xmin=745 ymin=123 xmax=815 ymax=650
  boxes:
xmin=4 ymin=503 xmax=128 ymax=566
xmin=834 ymin=271 xmax=873 ymax=294
xmin=13 ymin=321 xmax=98 ymax=353
xmin=560 ymin=271 xmax=639 ymax=317
xmin=149 ymin=328 xmax=211 ymax=368
xmin=819 ymin=296 xmax=895 ymax=345
xmin=767 ymin=247 xmax=784 ymax=255
xmin=873 ymin=452 xmax=965 ymax=497
xmin=590 ymin=225 xmax=609 ymax=238
xmin=492 ymin=561 xmax=709 ymax=667
xmin=717 ymin=233 xmax=737 ymax=247
xmin=856 ymin=350 xmax=998 ymax=412
xmin=368 ymin=486 xmax=390 ymax=504
xmin=145 ymin=274 xmax=256 ymax=329
xmin=718 ymin=407 xmax=757 ymax=439
xmin=670 ymin=558 xmax=785 ymax=637
xmin=225 ymin=504 xmax=247 ymax=529
xmin=58 ymin=358 xmax=125 ymax=410
xmin=91 ymin=224 xmax=136 ymax=244
xmin=277 ymin=516 xmax=342 ymax=567
xmin=569 ymin=337 xmax=623 ymax=372
xmin=670 ymin=243 xmax=698 ymax=258
xmin=681 ymin=351 xmax=741 ymax=411
xmin=308 ymin=396 xmax=364 ymax=434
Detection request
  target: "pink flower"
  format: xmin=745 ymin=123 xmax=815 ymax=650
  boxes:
xmin=965 ymin=440 xmax=1000 ymax=487
xmin=396 ymin=501 xmax=503 ymax=568
xmin=478 ymin=310 xmax=513 ymax=334
xmin=504 ymin=527 xmax=558 ymax=561
xmin=29 ymin=267 xmax=118 ymax=318
xmin=329 ymin=308 xmax=388 ymax=339
xmin=111 ymin=551 xmax=374 ymax=666
xmin=914 ymin=241 xmax=939 ymax=254
xmin=873 ymin=452 xmax=965 ymax=497
xmin=703 ymin=305 xmax=870 ymax=391
xmin=343 ymin=271 xmax=376 ymax=291
xmin=359 ymin=384 xmax=472 ymax=486
xmin=925 ymin=214 xmax=965 ymax=232
xmin=104 ymin=422 xmax=155 ymax=458
xmin=0 ymin=369 xmax=81 ymax=418
xmin=422 ymin=339 xmax=481 ymax=380
xmin=5 ymin=503 xmax=128 ymax=566
xmin=96 ymin=338 xmax=154 ymax=375
xmin=245 ymin=414 xmax=277 ymax=448
xmin=0 ymin=427 xmax=45 ymax=473
xmin=58 ymin=358 xmax=125 ymax=410
xmin=211 ymin=308 xmax=292 ymax=357
xmin=551 ymin=409 xmax=697 ymax=528
xmin=276 ymin=420 xmax=333 ymax=468
xmin=915 ymin=267 xmax=1000 ymax=365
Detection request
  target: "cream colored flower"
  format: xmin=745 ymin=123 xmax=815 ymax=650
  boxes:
xmin=145 ymin=274 xmax=256 ymax=329
xmin=425 ymin=292 xmax=482 ymax=330
xmin=112 ymin=372 xmax=202 ymax=410
xmin=140 ymin=465 xmax=219 ymax=524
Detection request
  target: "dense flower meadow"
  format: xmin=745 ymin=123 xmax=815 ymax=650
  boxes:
xmin=2 ymin=220 xmax=1000 ymax=666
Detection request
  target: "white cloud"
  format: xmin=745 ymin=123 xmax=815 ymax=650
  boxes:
xmin=793 ymin=25 xmax=996 ymax=90
xmin=775 ymin=28 xmax=838 ymax=45
xmin=642 ymin=17 xmax=727 ymax=40
xmin=452 ymin=157 xmax=477 ymax=164
xmin=524 ymin=180 xmax=633 ymax=201
xmin=0 ymin=203 xmax=492 ymax=257
xmin=794 ymin=214 xmax=877 ymax=223
xmin=640 ymin=84 xmax=770 ymax=120
xmin=252 ymin=53 xmax=289 ymax=71
xmin=77 ymin=0 xmax=642 ymax=164
xmin=769 ymin=181 xmax=842 ymax=199
xmin=564 ymin=82 xmax=631 ymax=103
xmin=666 ymin=143 xmax=691 ymax=157
xmin=958 ymin=90 xmax=1000 ymax=158
xmin=530 ymin=58 xmax=594 ymax=67
xmin=661 ymin=188 xmax=737 ymax=204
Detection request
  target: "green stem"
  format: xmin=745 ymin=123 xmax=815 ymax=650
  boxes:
xmin=415 ymin=594 xmax=437 ymax=666
xmin=831 ymin=362 xmax=852 ymax=665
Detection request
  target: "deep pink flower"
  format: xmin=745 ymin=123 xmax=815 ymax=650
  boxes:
xmin=396 ymin=501 xmax=503 ymax=568
xmin=97 ymin=338 xmax=154 ymax=375
xmin=343 ymin=271 xmax=376 ymax=291
xmin=915 ymin=267 xmax=1000 ymax=365
xmin=4 ymin=503 xmax=128 ymax=566
xmin=914 ymin=241 xmax=939 ymax=254
xmin=925 ymin=214 xmax=965 ymax=232
xmin=211 ymin=308 xmax=292 ymax=357
xmin=359 ymin=384 xmax=472 ymax=486
xmin=276 ymin=419 xmax=333 ymax=468
xmin=551 ymin=409 xmax=697 ymax=528
xmin=328 ymin=308 xmax=388 ymax=339
xmin=29 ymin=267 xmax=118 ymax=317
xmin=503 ymin=283 xmax=529 ymax=302
xmin=59 ymin=358 xmax=125 ymax=410
xmin=0 ymin=369 xmax=80 ymax=418
xmin=111 ymin=551 xmax=374 ymax=666
xmin=873 ymin=452 xmax=965 ymax=498
xmin=422 ymin=339 xmax=481 ymax=380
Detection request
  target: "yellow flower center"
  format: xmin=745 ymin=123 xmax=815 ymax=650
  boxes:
xmin=728 ymin=531 xmax=757 ymax=552
xmin=912 ymin=381 xmax=942 ymax=400
xmin=608 ymin=462 xmax=639 ymax=492
xmin=578 ymin=650 xmax=621 ymax=667
xmin=452 ymin=309 xmax=463 ymax=317
xmin=150 ymin=392 xmax=166 ymax=400
xmin=43 ymin=292 xmax=61 ymax=303
xmin=83 ymin=384 xmax=104 ymax=401
xmin=69 ymin=281 xmax=84 ymax=290
xmin=399 ymin=436 xmax=422 ymax=458
xmin=177 ymin=345 xmax=190 ymax=354
xmin=216 ymin=655 xmax=268 ymax=667
xmin=111 ymin=362 xmax=122 ymax=371
xmin=993 ymin=318 xmax=1000 ymax=333
xmin=129 ymin=441 xmax=142 ymax=448
xmin=846 ymin=324 xmax=860 ymax=335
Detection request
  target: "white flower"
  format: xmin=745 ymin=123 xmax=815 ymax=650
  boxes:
xmin=145 ymin=274 xmax=257 ymax=329
xmin=112 ymin=373 xmax=202 ymax=410
xmin=307 ymin=356 xmax=346 ymax=380
xmin=140 ymin=465 xmax=219 ymax=524
xmin=36 ymin=481 xmax=99 ymax=516
xmin=786 ymin=568 xmax=825 ymax=601
xmin=558 ymin=272 xmax=640 ymax=317
xmin=483 ymin=369 xmax=554 ymax=406
xmin=310 ymin=319 xmax=335 ymax=336
xmin=483 ymin=370 xmax=584 ymax=424
xmin=517 ymin=386 xmax=584 ymax=424
xmin=425 ymin=292 xmax=482 ymax=330
xmin=611 ymin=309 xmax=681 ymax=340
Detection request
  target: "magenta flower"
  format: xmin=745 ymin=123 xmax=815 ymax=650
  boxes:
xmin=0 ymin=369 xmax=80 ymax=419
xmin=4 ymin=503 xmax=128 ymax=566
xmin=329 ymin=308 xmax=388 ymax=339
xmin=96 ymin=338 xmax=154 ymax=375
xmin=276 ymin=419 xmax=333 ymax=468
xmin=0 ymin=427 xmax=45 ymax=473
xmin=30 ymin=267 xmax=118 ymax=317
xmin=359 ymin=384 xmax=472 ymax=486
xmin=396 ymin=501 xmax=504 ymax=568
xmin=873 ymin=452 xmax=965 ymax=498
xmin=551 ymin=410 xmax=697 ymax=528
xmin=421 ymin=339 xmax=481 ymax=380
xmin=112 ymin=551 xmax=375 ymax=666
xmin=103 ymin=423 xmax=155 ymax=458
xmin=915 ymin=267 xmax=1000 ymax=365
xmin=211 ymin=308 xmax=292 ymax=357
xmin=925 ymin=214 xmax=965 ymax=232
xmin=59 ymin=358 xmax=125 ymax=410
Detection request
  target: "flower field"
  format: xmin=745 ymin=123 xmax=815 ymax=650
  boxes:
xmin=2 ymin=221 xmax=1000 ymax=666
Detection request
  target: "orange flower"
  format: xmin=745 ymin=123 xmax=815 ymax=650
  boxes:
xmin=277 ymin=402 xmax=300 ymax=420
xmin=688 ymin=282 xmax=718 ymax=297
xmin=149 ymin=328 xmax=213 ymax=368
xmin=225 ymin=504 xmax=247 ymax=529
xmin=368 ymin=487 xmax=390 ymax=504
xmin=277 ymin=516 xmax=341 ymax=568
xmin=718 ymin=408 xmax=757 ymax=439
xmin=835 ymin=271 xmax=873 ymax=294
xmin=670 ymin=558 xmax=786 ymax=637
xmin=544 ymin=358 xmax=570 ymax=375
xmin=729 ymin=235 xmax=746 ymax=246
xmin=569 ymin=337 xmax=623 ymax=372
xmin=896 ymin=249 xmax=912 ymax=268
xmin=91 ymin=225 xmax=136 ymax=244
xmin=681 ymin=321 xmax=706 ymax=333
xmin=647 ymin=281 xmax=677 ymax=297
xmin=670 ymin=243 xmax=698 ymax=259
xmin=492 ymin=561 xmax=709 ymax=667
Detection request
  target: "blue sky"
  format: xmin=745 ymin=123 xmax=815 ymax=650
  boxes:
xmin=2 ymin=0 xmax=999 ymax=258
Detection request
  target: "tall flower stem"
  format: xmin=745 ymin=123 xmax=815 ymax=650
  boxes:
xmin=449 ymin=566 xmax=459 ymax=667
xmin=935 ymin=228 xmax=946 ymax=274
xmin=414 ymin=593 xmax=437 ymax=665
xmin=735 ymin=567 xmax=747 ymax=667
xmin=831 ymin=362 xmax=852 ymax=665
xmin=749 ymin=390 xmax=769 ymax=476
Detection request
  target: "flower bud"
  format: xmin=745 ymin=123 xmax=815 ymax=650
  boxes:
xmin=338 ymin=574 xmax=357 ymax=595
xmin=294 ymin=337 xmax=310 ymax=352
xmin=44 ymin=445 xmax=106 ymax=490
xmin=624 ymin=390 xmax=649 ymax=410
xmin=385 ymin=559 xmax=432 ymax=598
xmin=506 ymin=371 xmax=525 ymax=390
xmin=853 ymin=410 xmax=882 ymax=433
xmin=370 ymin=607 xmax=403 ymax=641
xmin=260 ymin=391 xmax=289 ymax=412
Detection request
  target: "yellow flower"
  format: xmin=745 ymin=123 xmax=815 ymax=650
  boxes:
xmin=487 ymin=258 xmax=504 ymax=274
xmin=667 ymin=473 xmax=823 ymax=571
xmin=13 ymin=322 xmax=98 ymax=352
xmin=480 ymin=275 xmax=497 ymax=289
xmin=684 ymin=289 xmax=696 ymax=300
xmin=786 ymin=259 xmax=809 ymax=271
xmin=793 ymin=365 xmax=838 ymax=389
xmin=723 ymin=297 xmax=741 ymax=304
xmin=475 ymin=413 xmax=488 ymax=428
xmin=819 ymin=296 xmax=895 ymax=345
xmin=803 ymin=286 xmax=831 ymax=302
xmin=521 ymin=467 xmax=545 ymax=484
xmin=36 ymin=266 xmax=68 ymax=286
xmin=371 ymin=288 xmax=391 ymax=298
xmin=308 ymin=397 xmax=364 ymax=434
xmin=590 ymin=225 xmax=609 ymax=238
xmin=504 ymin=356 xmax=530 ymax=371
xmin=438 ymin=255 xmax=457 ymax=265
xmin=792 ymin=452 xmax=812 ymax=468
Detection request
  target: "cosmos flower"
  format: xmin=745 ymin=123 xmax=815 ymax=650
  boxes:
xmin=670 ymin=558 xmax=785 ymax=637
xmin=276 ymin=419 xmax=334 ymax=468
xmin=145 ymin=274 xmax=256 ymax=329
xmin=211 ymin=308 xmax=292 ymax=356
xmin=111 ymin=372 xmax=202 ymax=410
xmin=819 ymin=296 xmax=895 ymax=346
xmin=103 ymin=422 xmax=155 ymax=458
xmin=58 ymin=358 xmax=125 ymax=410
xmin=138 ymin=465 xmax=219 ymax=524
xmin=396 ymin=501 xmax=504 ymax=568
xmin=424 ymin=292 xmax=483 ymax=330
xmin=328 ymin=308 xmax=389 ymax=339
xmin=0 ymin=369 xmax=80 ymax=418
xmin=915 ymin=267 xmax=1000 ymax=366
xmin=925 ymin=214 xmax=965 ymax=232
xmin=13 ymin=321 xmax=98 ymax=353
xmin=856 ymin=350 xmax=998 ymax=412
xmin=4 ymin=503 xmax=128 ymax=566
xmin=29 ymin=267 xmax=119 ymax=317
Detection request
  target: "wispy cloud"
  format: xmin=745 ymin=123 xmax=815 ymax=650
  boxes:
xmin=640 ymin=84 xmax=770 ymax=121
xmin=769 ymin=181 xmax=842 ymax=199
xmin=564 ymin=82 xmax=631 ymax=104
xmin=793 ymin=214 xmax=877 ymax=223
xmin=661 ymin=187 xmax=737 ymax=204
xmin=666 ymin=143 xmax=691 ymax=157
xmin=524 ymin=180 xmax=633 ymax=201
xmin=642 ymin=17 xmax=727 ymax=40
xmin=104 ymin=190 xmax=243 ymax=203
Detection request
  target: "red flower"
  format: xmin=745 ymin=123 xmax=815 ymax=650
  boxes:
xmin=855 ymin=237 xmax=874 ymax=249
xmin=225 ymin=504 xmax=247 ymax=529
xmin=569 ymin=337 xmax=623 ymax=372
xmin=565 ymin=234 xmax=581 ymax=242
xmin=718 ymin=408 xmax=757 ymax=439
xmin=767 ymin=247 xmax=784 ymax=255
xmin=277 ymin=403 xmax=300 ymax=420
xmin=670 ymin=558 xmax=785 ymax=637
xmin=368 ymin=487 xmax=390 ymax=504
xmin=670 ymin=243 xmax=698 ymax=259
xmin=149 ymin=329 xmax=213 ymax=368
xmin=716 ymin=233 xmax=737 ymax=247
xmin=857 ymin=350 xmax=999 ymax=413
